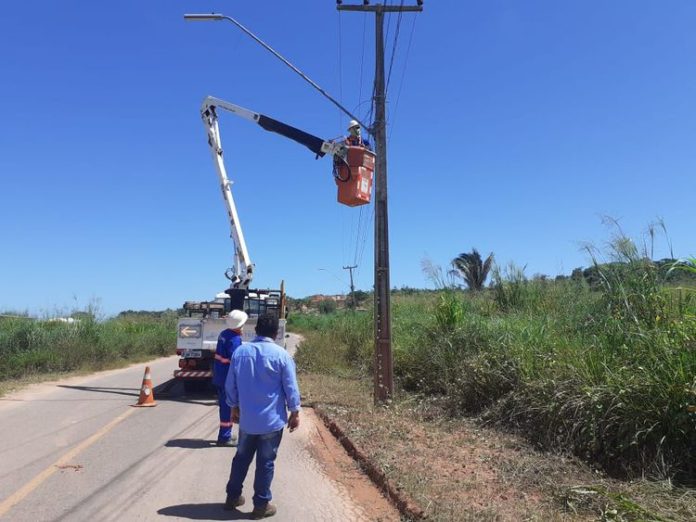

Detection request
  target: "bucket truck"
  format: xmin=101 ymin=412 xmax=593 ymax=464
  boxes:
xmin=175 ymin=96 xmax=372 ymax=391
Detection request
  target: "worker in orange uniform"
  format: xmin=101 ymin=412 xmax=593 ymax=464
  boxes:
xmin=345 ymin=120 xmax=371 ymax=149
xmin=333 ymin=120 xmax=372 ymax=184
xmin=213 ymin=309 xmax=248 ymax=446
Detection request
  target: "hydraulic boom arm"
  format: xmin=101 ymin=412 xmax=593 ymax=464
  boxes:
xmin=200 ymin=96 xmax=347 ymax=289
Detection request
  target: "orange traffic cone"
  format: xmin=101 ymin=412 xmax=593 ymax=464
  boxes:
xmin=132 ymin=366 xmax=157 ymax=407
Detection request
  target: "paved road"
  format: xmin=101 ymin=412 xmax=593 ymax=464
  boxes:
xmin=0 ymin=334 xmax=397 ymax=521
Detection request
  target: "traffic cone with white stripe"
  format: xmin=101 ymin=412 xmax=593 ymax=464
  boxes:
xmin=132 ymin=366 xmax=157 ymax=407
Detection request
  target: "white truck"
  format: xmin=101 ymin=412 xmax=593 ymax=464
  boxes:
xmin=175 ymin=96 xmax=349 ymax=391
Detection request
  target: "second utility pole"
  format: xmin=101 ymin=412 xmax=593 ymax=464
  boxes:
xmin=337 ymin=1 xmax=423 ymax=403
xmin=343 ymin=264 xmax=357 ymax=308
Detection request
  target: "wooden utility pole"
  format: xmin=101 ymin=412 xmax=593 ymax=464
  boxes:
xmin=343 ymin=264 xmax=358 ymax=308
xmin=337 ymin=1 xmax=423 ymax=403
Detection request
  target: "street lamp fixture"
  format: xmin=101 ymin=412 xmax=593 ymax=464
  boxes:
xmin=182 ymin=11 xmax=369 ymax=132
xmin=183 ymin=13 xmax=225 ymax=21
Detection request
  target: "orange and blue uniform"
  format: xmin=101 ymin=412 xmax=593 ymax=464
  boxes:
xmin=346 ymin=134 xmax=371 ymax=149
xmin=213 ymin=328 xmax=242 ymax=442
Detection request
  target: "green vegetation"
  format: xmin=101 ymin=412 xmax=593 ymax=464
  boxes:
xmin=0 ymin=310 xmax=177 ymax=382
xmin=294 ymin=234 xmax=696 ymax=484
xmin=318 ymin=300 xmax=338 ymax=314
xmin=290 ymin=310 xmax=372 ymax=375
xmin=451 ymin=248 xmax=494 ymax=291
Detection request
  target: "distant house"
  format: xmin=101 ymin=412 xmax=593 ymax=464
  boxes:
xmin=47 ymin=317 xmax=80 ymax=324
xmin=308 ymin=294 xmax=347 ymax=304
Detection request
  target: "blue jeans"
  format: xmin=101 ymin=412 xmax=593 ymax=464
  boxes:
xmin=226 ymin=429 xmax=283 ymax=507
xmin=216 ymin=386 xmax=232 ymax=442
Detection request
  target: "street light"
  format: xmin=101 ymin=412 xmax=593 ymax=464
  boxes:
xmin=182 ymin=12 xmax=369 ymax=133
xmin=183 ymin=13 xmax=225 ymax=21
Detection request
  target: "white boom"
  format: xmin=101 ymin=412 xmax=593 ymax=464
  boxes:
xmin=200 ymin=96 xmax=348 ymax=289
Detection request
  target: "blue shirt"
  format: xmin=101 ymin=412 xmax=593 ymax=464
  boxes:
xmin=212 ymin=329 xmax=242 ymax=387
xmin=224 ymin=336 xmax=301 ymax=435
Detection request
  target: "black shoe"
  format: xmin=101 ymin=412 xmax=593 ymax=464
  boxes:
xmin=252 ymin=502 xmax=277 ymax=519
xmin=216 ymin=438 xmax=237 ymax=447
xmin=224 ymin=494 xmax=245 ymax=510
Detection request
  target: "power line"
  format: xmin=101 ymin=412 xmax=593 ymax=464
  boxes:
xmin=353 ymin=205 xmax=365 ymax=266
xmin=343 ymin=264 xmax=358 ymax=308
xmin=358 ymin=13 xmax=367 ymax=112
xmin=388 ymin=14 xmax=418 ymax=135
xmin=337 ymin=11 xmax=348 ymax=268
xmin=386 ymin=0 xmax=405 ymax=93
xmin=344 ymin=0 xmax=416 ymax=282
xmin=354 ymin=200 xmax=374 ymax=282
xmin=338 ymin=11 xmax=344 ymax=128
xmin=337 ymin=1 xmax=423 ymax=404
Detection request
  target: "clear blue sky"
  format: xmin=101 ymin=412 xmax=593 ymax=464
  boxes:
xmin=2 ymin=1 xmax=695 ymax=316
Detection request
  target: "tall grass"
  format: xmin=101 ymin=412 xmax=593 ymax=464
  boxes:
xmin=290 ymin=311 xmax=372 ymax=376
xmin=294 ymin=235 xmax=696 ymax=483
xmin=0 ymin=312 xmax=177 ymax=381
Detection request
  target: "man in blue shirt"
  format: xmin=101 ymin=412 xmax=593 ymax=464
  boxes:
xmin=224 ymin=313 xmax=301 ymax=519
xmin=213 ymin=309 xmax=247 ymax=446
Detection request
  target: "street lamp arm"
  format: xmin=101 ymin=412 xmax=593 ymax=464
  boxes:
xmin=183 ymin=13 xmax=225 ymax=21
xmin=183 ymin=12 xmax=371 ymax=136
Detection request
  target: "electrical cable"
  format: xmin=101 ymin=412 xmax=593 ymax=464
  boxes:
xmin=386 ymin=0 xmax=405 ymax=94
xmin=337 ymin=10 xmax=348 ymax=267
xmin=351 ymin=206 xmax=364 ymax=277
xmin=354 ymin=201 xmax=375 ymax=281
xmin=387 ymin=14 xmax=417 ymax=135
xmin=338 ymin=11 xmax=344 ymax=130
xmin=358 ymin=13 xmax=367 ymax=113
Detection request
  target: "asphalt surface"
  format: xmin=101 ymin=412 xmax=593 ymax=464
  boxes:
xmin=0 ymin=334 xmax=392 ymax=521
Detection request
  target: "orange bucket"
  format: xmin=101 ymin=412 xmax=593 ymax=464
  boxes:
xmin=335 ymin=146 xmax=375 ymax=207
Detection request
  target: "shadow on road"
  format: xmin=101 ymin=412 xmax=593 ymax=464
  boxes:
xmin=54 ymin=380 xmax=217 ymax=406
xmin=165 ymin=438 xmax=218 ymax=449
xmin=56 ymin=385 xmax=139 ymax=397
xmin=155 ymin=379 xmax=217 ymax=406
xmin=157 ymin=503 xmax=252 ymax=520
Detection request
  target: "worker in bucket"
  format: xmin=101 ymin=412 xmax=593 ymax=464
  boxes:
xmin=345 ymin=120 xmax=371 ymax=149
xmin=213 ymin=309 xmax=248 ymax=446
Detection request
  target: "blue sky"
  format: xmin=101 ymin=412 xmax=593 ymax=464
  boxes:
xmin=2 ymin=1 xmax=695 ymax=316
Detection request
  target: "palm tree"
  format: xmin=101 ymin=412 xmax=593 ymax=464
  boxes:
xmin=452 ymin=249 xmax=494 ymax=291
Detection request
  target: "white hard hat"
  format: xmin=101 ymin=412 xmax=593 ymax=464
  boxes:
xmin=347 ymin=120 xmax=360 ymax=131
xmin=225 ymin=310 xmax=248 ymax=330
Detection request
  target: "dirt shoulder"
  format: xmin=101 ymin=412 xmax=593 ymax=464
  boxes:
xmin=300 ymin=372 xmax=696 ymax=522
xmin=305 ymin=407 xmax=400 ymax=521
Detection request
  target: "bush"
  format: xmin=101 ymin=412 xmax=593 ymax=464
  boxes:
xmin=293 ymin=310 xmax=372 ymax=376
xmin=318 ymin=300 xmax=337 ymax=314
xmin=293 ymin=254 xmax=696 ymax=482
xmin=0 ymin=313 xmax=177 ymax=381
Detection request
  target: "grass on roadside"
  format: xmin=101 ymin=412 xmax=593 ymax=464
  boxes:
xmin=294 ymin=258 xmax=696 ymax=483
xmin=300 ymin=371 xmax=696 ymax=521
xmin=293 ymin=230 xmax=696 ymax=520
xmin=0 ymin=312 xmax=177 ymax=390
